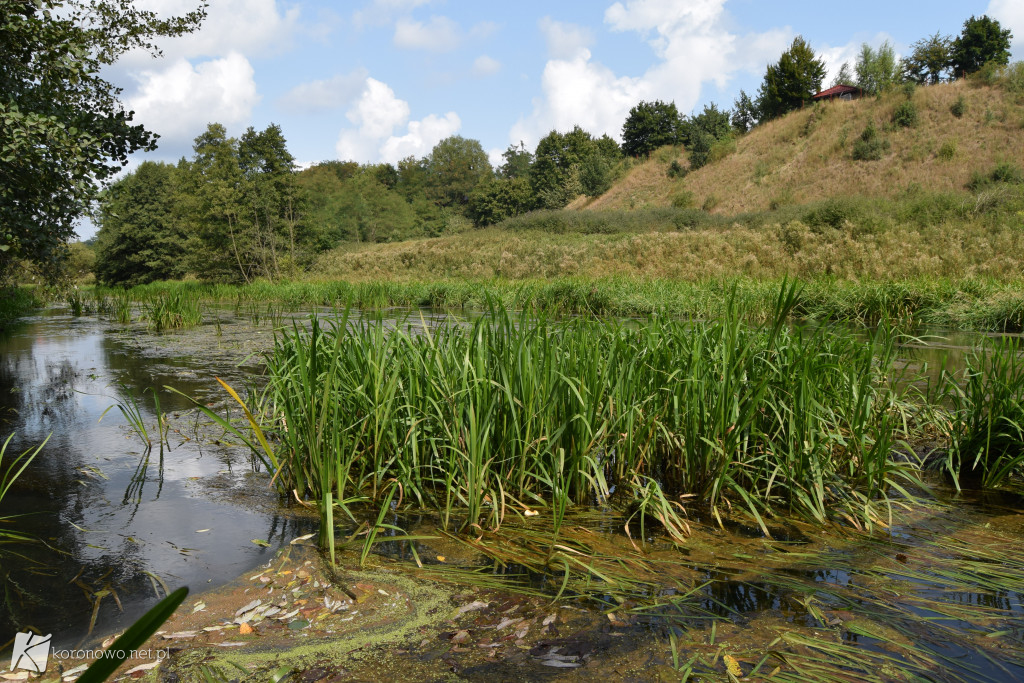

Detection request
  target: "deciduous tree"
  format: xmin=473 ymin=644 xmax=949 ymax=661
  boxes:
xmin=950 ymin=15 xmax=1012 ymax=77
xmin=621 ymin=100 xmax=683 ymax=157
xmin=0 ymin=0 xmax=206 ymax=283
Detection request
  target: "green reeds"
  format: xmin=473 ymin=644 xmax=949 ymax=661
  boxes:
xmin=142 ymin=292 xmax=202 ymax=332
xmin=0 ymin=434 xmax=48 ymax=547
xmin=940 ymin=336 xmax=1024 ymax=488
xmin=255 ymin=283 xmax=923 ymax=552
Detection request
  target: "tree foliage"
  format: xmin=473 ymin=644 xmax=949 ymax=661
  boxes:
xmin=94 ymin=161 xmax=186 ymax=286
xmin=902 ymin=32 xmax=953 ymax=84
xmin=621 ymin=100 xmax=682 ymax=157
xmin=855 ymin=41 xmax=901 ymax=95
xmin=424 ymin=135 xmax=492 ymax=209
xmin=731 ymin=90 xmax=758 ymax=133
xmin=531 ymin=127 xmax=621 ymax=209
xmin=0 ymin=0 xmax=206 ymax=283
xmin=950 ymin=15 xmax=1012 ymax=78
xmin=756 ymin=36 xmax=827 ymax=121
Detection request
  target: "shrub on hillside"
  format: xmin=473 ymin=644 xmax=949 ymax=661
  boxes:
xmin=938 ymin=140 xmax=957 ymax=160
xmin=852 ymin=122 xmax=889 ymax=160
xmin=968 ymin=162 xmax=1024 ymax=191
xmin=951 ymin=95 xmax=967 ymax=118
xmin=892 ymin=100 xmax=918 ymax=128
xmin=688 ymin=130 xmax=715 ymax=170
xmin=666 ymin=160 xmax=686 ymax=178
xmin=804 ymin=197 xmax=864 ymax=231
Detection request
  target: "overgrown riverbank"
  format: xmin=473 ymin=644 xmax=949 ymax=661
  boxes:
xmin=88 ymin=275 xmax=1024 ymax=331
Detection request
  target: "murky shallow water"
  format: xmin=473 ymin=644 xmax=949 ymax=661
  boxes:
xmin=0 ymin=308 xmax=315 ymax=648
xmin=2 ymin=304 xmax=1024 ymax=681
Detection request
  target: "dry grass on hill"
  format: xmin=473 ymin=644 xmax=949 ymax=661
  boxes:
xmin=589 ymin=80 xmax=1024 ymax=214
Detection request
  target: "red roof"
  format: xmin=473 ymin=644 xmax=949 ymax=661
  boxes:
xmin=812 ymin=84 xmax=860 ymax=99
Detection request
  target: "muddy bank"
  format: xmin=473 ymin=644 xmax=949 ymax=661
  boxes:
xmin=40 ymin=542 xmax=679 ymax=683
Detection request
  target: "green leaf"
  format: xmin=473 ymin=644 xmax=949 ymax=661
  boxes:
xmin=77 ymin=586 xmax=188 ymax=683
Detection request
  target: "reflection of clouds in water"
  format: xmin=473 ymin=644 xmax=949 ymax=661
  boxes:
xmin=0 ymin=310 xmax=306 ymax=646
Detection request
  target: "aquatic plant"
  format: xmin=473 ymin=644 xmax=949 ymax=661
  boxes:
xmin=142 ymin=292 xmax=202 ymax=332
xmin=0 ymin=434 xmax=48 ymax=548
xmin=940 ymin=336 xmax=1024 ymax=488
xmin=251 ymin=283 xmax=923 ymax=553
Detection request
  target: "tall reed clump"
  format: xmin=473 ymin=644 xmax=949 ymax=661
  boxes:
xmin=258 ymin=282 xmax=923 ymax=553
xmin=940 ymin=337 xmax=1024 ymax=489
xmin=142 ymin=292 xmax=203 ymax=332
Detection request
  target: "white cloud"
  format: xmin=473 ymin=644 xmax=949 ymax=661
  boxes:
xmin=511 ymin=1 xmax=792 ymax=148
xmin=125 ymin=0 xmax=300 ymax=63
xmin=393 ymin=15 xmax=462 ymax=51
xmin=126 ymin=53 xmax=260 ymax=147
xmin=348 ymin=78 xmax=411 ymax=138
xmin=539 ymin=17 xmax=593 ymax=60
xmin=380 ymin=112 xmax=461 ymax=161
xmin=353 ymin=0 xmax=433 ymax=29
xmin=279 ymin=69 xmax=370 ymax=113
xmin=335 ymin=78 xmax=461 ymax=164
xmin=989 ymin=0 xmax=1024 ymax=52
xmin=472 ymin=55 xmax=502 ymax=77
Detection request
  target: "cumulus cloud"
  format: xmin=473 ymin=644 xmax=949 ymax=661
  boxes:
xmin=989 ymin=0 xmax=1024 ymax=52
xmin=380 ymin=112 xmax=461 ymax=160
xmin=394 ymin=15 xmax=462 ymax=51
xmin=126 ymin=52 xmax=260 ymax=149
xmin=279 ymin=69 xmax=370 ymax=113
xmin=125 ymin=0 xmax=300 ymax=63
xmin=511 ymin=1 xmax=792 ymax=148
xmin=335 ymin=78 xmax=461 ymax=164
xmin=539 ymin=17 xmax=594 ymax=60
xmin=472 ymin=55 xmax=502 ymax=77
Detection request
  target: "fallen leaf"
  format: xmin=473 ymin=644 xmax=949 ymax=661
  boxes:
xmin=451 ymin=630 xmax=470 ymax=644
xmin=251 ymin=539 xmax=270 ymax=547
xmin=235 ymin=599 xmax=261 ymax=616
xmin=455 ymin=600 xmax=488 ymax=618
xmin=436 ymin=555 xmax=446 ymax=562
xmin=724 ymin=654 xmax=743 ymax=677
xmin=239 ymin=622 xmax=253 ymax=635
xmin=290 ymin=533 xmax=315 ymax=545
xmin=195 ymin=529 xmax=210 ymax=533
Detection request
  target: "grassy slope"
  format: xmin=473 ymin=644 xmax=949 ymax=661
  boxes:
xmin=589 ymin=80 xmax=1024 ymax=213
xmin=311 ymin=81 xmax=1024 ymax=285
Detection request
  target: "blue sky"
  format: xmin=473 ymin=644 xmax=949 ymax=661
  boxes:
xmin=83 ymin=0 xmax=1021 ymax=238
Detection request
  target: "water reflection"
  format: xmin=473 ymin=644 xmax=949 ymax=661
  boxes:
xmin=0 ymin=309 xmax=312 ymax=648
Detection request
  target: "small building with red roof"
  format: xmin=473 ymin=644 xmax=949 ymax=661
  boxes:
xmin=812 ymin=84 xmax=862 ymax=102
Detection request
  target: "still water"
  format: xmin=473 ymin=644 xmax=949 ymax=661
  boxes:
xmin=0 ymin=307 xmax=312 ymax=648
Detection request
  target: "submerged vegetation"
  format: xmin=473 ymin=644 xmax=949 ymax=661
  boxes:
xmin=165 ymin=284 xmax=1024 ymax=560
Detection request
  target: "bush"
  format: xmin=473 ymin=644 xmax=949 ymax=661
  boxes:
xmin=804 ymin=197 xmax=863 ymax=231
xmin=950 ymin=95 xmax=967 ymax=119
xmin=666 ymin=159 xmax=686 ymax=179
xmin=992 ymin=162 xmax=1024 ymax=184
xmin=967 ymin=162 xmax=1024 ymax=191
xmin=671 ymin=190 xmax=695 ymax=209
xmin=892 ymin=100 xmax=918 ymax=128
xmin=688 ymin=130 xmax=714 ymax=170
xmin=938 ymin=140 xmax=957 ymax=160
xmin=851 ymin=122 xmax=889 ymax=161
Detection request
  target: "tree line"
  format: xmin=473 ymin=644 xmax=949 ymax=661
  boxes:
xmin=1 ymin=3 xmax=1015 ymax=287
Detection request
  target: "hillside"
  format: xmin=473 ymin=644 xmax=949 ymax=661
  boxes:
xmin=587 ymin=80 xmax=1023 ymax=213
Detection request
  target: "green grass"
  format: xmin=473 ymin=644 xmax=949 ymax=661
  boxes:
xmin=93 ymin=275 xmax=1024 ymax=332
xmin=248 ymin=283 xmax=928 ymax=552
